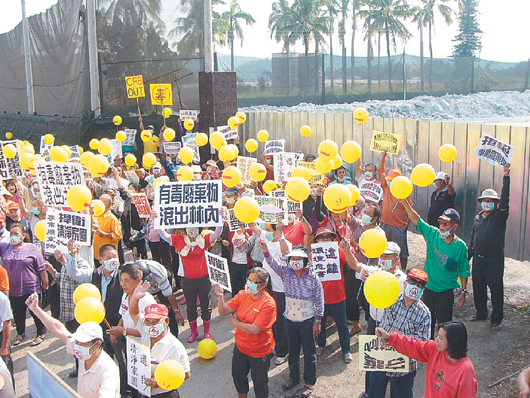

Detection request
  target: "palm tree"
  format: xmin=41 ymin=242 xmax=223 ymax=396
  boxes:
xmin=324 ymin=0 xmax=339 ymax=90
xmin=284 ymin=0 xmax=328 ymax=56
xmin=97 ymin=0 xmax=164 ymax=29
xmin=269 ymin=0 xmax=294 ymax=90
xmin=338 ymin=0 xmax=349 ymax=92
xmin=349 ymin=0 xmax=364 ymax=90
xmin=221 ymin=0 xmax=256 ymax=71
xmin=411 ymin=5 xmax=426 ymax=91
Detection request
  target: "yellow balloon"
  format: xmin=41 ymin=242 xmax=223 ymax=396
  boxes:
xmin=21 ymin=145 xmax=35 ymax=155
xmin=22 ymin=140 xmax=30 ymax=146
xmin=155 ymin=359 xmax=185 ymax=391
xmin=257 ymin=130 xmax=269 ymax=143
xmin=125 ymin=154 xmax=137 ymax=167
xmin=49 ymin=146 xmax=68 ymax=162
xmin=141 ymin=130 xmax=152 ymax=142
xmin=285 ymin=177 xmax=310 ymax=203
xmin=364 ymin=271 xmax=401 ymax=309
xmin=79 ymin=147 xmax=84 ymax=155
xmin=34 ymin=220 xmax=46 ymax=242
xmin=116 ymin=131 xmax=126 ymax=142
xmin=331 ymin=154 xmax=343 ymax=170
xmin=439 ymin=144 xmax=457 ymax=163
xmin=195 ymin=133 xmax=208 ymax=147
xmin=28 ymin=155 xmax=45 ymax=175
xmin=347 ymin=184 xmax=361 ymax=206
xmin=222 ymin=166 xmax=242 ymax=188
xmin=44 ymin=134 xmax=55 ymax=145
xmin=75 ymin=297 xmax=105 ymax=324
xmin=315 ymin=157 xmax=332 ymax=174
xmin=5 ymin=132 xmax=13 ymax=139
xmin=19 ymin=152 xmax=32 ymax=170
xmin=411 ymin=163 xmax=436 ymax=187
xmin=61 ymin=145 xmax=72 ymax=159
xmin=163 ymin=108 xmax=172 ymax=118
xmin=236 ymin=112 xmax=247 ymax=124
xmin=176 ymin=166 xmax=193 ymax=181
xmin=354 ymin=107 xmax=369 ymax=124
xmin=234 ymin=197 xmax=260 ymax=223
xmin=87 ymin=154 xmax=110 ymax=178
xmin=163 ymin=128 xmax=176 ymax=142
xmin=228 ymin=116 xmax=240 ymax=130
xmin=89 ymin=139 xmax=99 ymax=150
xmin=91 ymin=199 xmax=105 ymax=217
xmin=358 ymin=228 xmax=388 ymax=259
xmin=3 ymin=144 xmax=16 ymax=159
xmin=390 ymin=176 xmax=413 ymax=199
xmin=263 ymin=180 xmax=278 ymax=194
xmin=210 ymin=131 xmax=225 ymax=150
xmin=73 ymin=283 xmax=102 ymax=305
xmin=318 ymin=140 xmax=338 ymax=161
xmin=179 ymin=147 xmax=194 ymax=164
xmin=143 ymin=153 xmax=157 ymax=169
xmin=67 ymin=185 xmax=93 ymax=212
xmin=324 ymin=184 xmax=352 ymax=213
xmin=341 ymin=141 xmax=362 ymax=163
xmin=218 ymin=146 xmax=235 ymax=162
xmin=98 ymin=138 xmax=113 ymax=156
xmin=153 ymin=176 xmax=170 ymax=190
xmin=198 ymin=338 xmax=218 ymax=359
xmin=228 ymin=144 xmax=239 ymax=159
xmin=245 ymin=139 xmax=258 ymax=153
xmin=184 ymin=119 xmax=195 ymax=131
xmin=300 ymin=125 xmax=312 ymax=137
xmin=291 ymin=166 xmax=311 ymax=181
xmin=80 ymin=151 xmax=95 ymax=167
xmin=249 ymin=163 xmax=267 ymax=182
xmin=113 ymin=115 xmax=122 ymax=126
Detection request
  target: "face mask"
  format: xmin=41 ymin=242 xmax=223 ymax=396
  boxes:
xmin=380 ymin=259 xmax=394 ymax=271
xmin=361 ymin=214 xmax=373 ymax=226
xmin=103 ymin=258 xmax=119 ymax=272
xmin=405 ymin=283 xmax=424 ymax=300
xmin=73 ymin=341 xmax=98 ymax=361
xmin=288 ymin=214 xmax=296 ymax=225
xmin=245 ymin=281 xmax=259 ymax=294
xmin=265 ymin=231 xmax=275 ymax=242
xmin=290 ymin=259 xmax=304 ymax=271
xmin=145 ymin=322 xmax=165 ymax=338
xmin=481 ymin=202 xmax=495 ymax=212
xmin=364 ymin=171 xmax=374 ymax=179
xmin=0 ymin=228 xmax=5 ymax=234
xmin=10 ymin=236 xmax=21 ymax=246
xmin=32 ymin=207 xmax=40 ymax=215
xmin=186 ymin=228 xmax=199 ymax=238
xmin=225 ymin=197 xmax=235 ymax=204
xmin=311 ymin=188 xmax=318 ymax=196
xmin=440 ymin=229 xmax=452 ymax=239
xmin=432 ymin=182 xmax=438 ymax=189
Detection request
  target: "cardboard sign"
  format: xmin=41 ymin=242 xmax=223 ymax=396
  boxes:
xmin=0 ymin=141 xmax=23 ymax=179
xmin=39 ymin=136 xmax=53 ymax=154
xmin=236 ymin=156 xmax=257 ymax=184
xmin=370 ymin=131 xmax=402 ymax=155
xmin=154 ymin=181 xmax=223 ymax=229
xmin=358 ymin=335 xmax=410 ymax=373
xmin=69 ymin=145 xmax=81 ymax=160
xmin=182 ymin=134 xmax=200 ymax=162
xmin=217 ymin=125 xmax=238 ymax=141
xmin=126 ymin=337 xmax=151 ymax=396
xmin=131 ymin=193 xmax=151 ymax=218
xmin=44 ymin=210 xmax=91 ymax=254
xmin=163 ymin=142 xmax=181 ymax=155
xmin=179 ymin=110 xmax=198 ymax=119
xmin=311 ymin=241 xmax=342 ymax=282
xmin=359 ymin=180 xmax=384 ymax=203
xmin=124 ymin=171 xmax=139 ymax=185
xmin=270 ymin=190 xmax=300 ymax=213
xmin=227 ymin=208 xmax=248 ymax=232
xmin=123 ymin=129 xmax=137 ymax=147
xmin=273 ymin=152 xmax=297 ymax=183
xmin=34 ymin=162 xmax=85 ymax=207
xmin=125 ymin=75 xmax=146 ymax=98
xmin=150 ymin=83 xmax=173 ymax=106
xmin=263 ymin=139 xmax=285 ymax=156
xmin=475 ymin=133 xmax=515 ymax=169
xmin=255 ymin=195 xmax=288 ymax=224
xmin=297 ymin=161 xmax=324 ymax=184
xmin=205 ymin=251 xmax=232 ymax=292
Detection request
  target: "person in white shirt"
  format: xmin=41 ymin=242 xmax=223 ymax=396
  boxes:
xmin=0 ymin=292 xmax=13 ymax=386
xmin=25 ymin=293 xmax=120 ymax=398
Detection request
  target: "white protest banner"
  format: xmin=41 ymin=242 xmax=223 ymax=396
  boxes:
xmin=34 ymin=162 xmax=85 ymax=207
xmin=111 ymin=139 xmax=122 ymax=159
xmin=44 ymin=210 xmax=91 ymax=254
xmin=358 ymin=335 xmax=410 ymax=373
xmin=164 ymin=141 xmax=181 ymax=155
xmin=359 ymin=180 xmax=384 ymax=203
xmin=39 ymin=136 xmax=53 ymax=154
xmin=124 ymin=171 xmax=139 ymax=185
xmin=182 ymin=133 xmax=196 ymax=146
xmin=205 ymin=251 xmax=232 ymax=292
xmin=370 ymin=131 xmax=402 ymax=155
xmin=475 ymin=133 xmax=515 ymax=169
xmin=271 ymin=190 xmax=300 ymax=213
xmin=297 ymin=161 xmax=324 ymax=184
xmin=179 ymin=109 xmax=198 ymax=119
xmin=154 ymin=180 xmax=223 ymax=229
xmin=218 ymin=125 xmax=238 ymax=141
xmin=228 ymin=208 xmax=248 ymax=232
xmin=126 ymin=337 xmax=151 ymax=397
xmin=124 ymin=129 xmax=137 ymax=146
xmin=255 ymin=195 xmax=288 ymax=224
xmin=132 ymin=193 xmax=151 ymax=218
xmin=236 ymin=156 xmax=257 ymax=184
xmin=263 ymin=139 xmax=285 ymax=156
xmin=182 ymin=134 xmax=200 ymax=162
xmin=273 ymin=152 xmax=297 ymax=183
xmin=0 ymin=141 xmax=23 ymax=179
xmin=311 ymin=241 xmax=342 ymax=282
xmin=69 ymin=145 xmax=81 ymax=160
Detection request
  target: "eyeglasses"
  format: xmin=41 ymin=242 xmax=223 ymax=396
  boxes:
xmin=406 ymin=278 xmax=425 ymax=288
xmin=317 ymin=235 xmax=335 ymax=240
xmin=247 ymin=279 xmax=266 ymax=285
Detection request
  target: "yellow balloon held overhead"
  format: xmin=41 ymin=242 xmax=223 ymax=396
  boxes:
xmin=49 ymin=146 xmax=68 ymax=162
xmin=176 ymin=166 xmax=193 ymax=182
xmin=354 ymin=107 xmax=369 ymax=124
xmin=210 ymin=131 xmax=225 ymax=150
xmin=234 ymin=197 xmax=260 ymax=223
xmin=411 ymin=163 xmax=436 ymax=187
xmin=263 ymin=180 xmax=278 ymax=194
xmin=340 ymin=141 xmax=362 ymax=163
xmin=228 ymin=116 xmax=240 ymax=130
xmin=125 ymin=154 xmax=137 ymax=167
xmin=163 ymin=128 xmax=176 ymax=142
xmin=75 ymin=297 xmax=105 ymax=324
xmin=218 ymin=146 xmax=235 ymax=162
xmin=235 ymin=112 xmax=247 ymax=124
xmin=324 ymin=183 xmax=352 ymax=213
xmin=21 ymin=145 xmax=35 ymax=155
xmin=163 ymin=107 xmax=172 ymax=119
xmin=315 ymin=157 xmax=332 ymax=174
xmin=2 ymin=144 xmax=16 ymax=159
xmin=222 ymin=166 xmax=242 ymax=188
xmin=347 ymin=184 xmax=361 ymax=207
xmin=19 ymin=152 xmax=32 ymax=170
xmin=228 ymin=144 xmax=239 ymax=159
xmin=285 ymin=177 xmax=310 ymax=203
xmin=439 ymin=144 xmax=457 ymax=163
xmin=67 ymin=185 xmax=92 ymax=212
xmin=5 ymin=132 xmax=13 ymax=139
xmin=155 ymin=359 xmax=186 ymax=391
xmin=300 ymin=125 xmax=312 ymax=137
xmin=198 ymin=338 xmax=218 ymax=359
xmin=291 ymin=166 xmax=311 ymax=181
xmin=80 ymin=151 xmax=95 ymax=167
xmin=141 ymin=130 xmax=152 ymax=142
xmin=89 ymin=139 xmax=99 ymax=150
xmin=143 ymin=153 xmax=157 ymax=169
xmin=390 ymin=176 xmax=413 ymax=199
xmin=195 ymin=133 xmax=208 ymax=147
xmin=112 ymin=115 xmax=122 ymax=126
xmin=44 ymin=134 xmax=55 ymax=145
xmin=245 ymin=139 xmax=258 ymax=153
xmin=34 ymin=220 xmax=46 ymax=242
xmin=184 ymin=119 xmax=195 ymax=131
xmin=179 ymin=146 xmax=194 ymax=164
xmin=358 ymin=228 xmax=387 ymax=259
xmin=88 ymin=154 xmax=110 ymax=178
xmin=116 ymin=131 xmax=126 ymax=142
xmin=91 ymin=199 xmax=105 ymax=217
xmin=257 ymin=130 xmax=269 ymax=143
xmin=73 ymin=283 xmax=102 ymax=304
xmin=364 ymin=271 xmax=401 ymax=309
xmin=318 ymin=140 xmax=339 ymax=161
xmin=61 ymin=145 xmax=72 ymax=159
xmin=249 ymin=163 xmax=267 ymax=182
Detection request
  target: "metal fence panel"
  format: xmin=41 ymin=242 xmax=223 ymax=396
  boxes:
xmin=508 ymin=126 xmax=527 ymax=258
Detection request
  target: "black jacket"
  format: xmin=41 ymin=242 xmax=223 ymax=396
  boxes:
xmin=91 ymin=269 xmax=123 ymax=329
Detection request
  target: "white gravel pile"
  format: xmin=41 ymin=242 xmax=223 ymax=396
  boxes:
xmin=241 ymin=90 xmax=530 ymax=123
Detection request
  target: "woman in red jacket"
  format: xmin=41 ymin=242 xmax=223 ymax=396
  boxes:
xmin=376 ymin=321 xmax=477 ymax=398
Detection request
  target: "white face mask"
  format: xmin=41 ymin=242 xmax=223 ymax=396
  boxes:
xmin=73 ymin=341 xmax=98 ymax=361
xmin=290 ymin=260 xmax=304 ymax=271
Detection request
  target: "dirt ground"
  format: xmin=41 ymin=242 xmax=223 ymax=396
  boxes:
xmin=10 ymin=232 xmax=530 ymax=398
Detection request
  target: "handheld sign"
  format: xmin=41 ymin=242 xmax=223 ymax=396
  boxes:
xmin=475 ymin=133 xmax=514 ymax=169
xmin=370 ymin=131 xmax=402 ymax=155
xmin=125 ymin=75 xmax=146 ymax=98
xmin=358 ymin=335 xmax=410 ymax=373
xmin=150 ymin=83 xmax=173 ymax=106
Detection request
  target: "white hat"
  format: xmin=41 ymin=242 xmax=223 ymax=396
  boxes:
xmin=152 ymin=162 xmax=162 ymax=170
xmin=384 ymin=241 xmax=401 ymax=256
xmin=478 ymin=188 xmax=499 ymax=201
xmin=191 ymin=165 xmax=202 ymax=173
xmin=435 ymin=172 xmax=447 ymax=181
xmin=71 ymin=322 xmax=103 ymax=343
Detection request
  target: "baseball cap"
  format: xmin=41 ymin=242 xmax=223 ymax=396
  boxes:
xmin=314 ymin=228 xmax=337 ymax=241
xmin=281 ymin=245 xmax=310 ymax=261
xmin=152 ymin=162 xmax=162 ymax=171
xmin=191 ymin=165 xmax=202 ymax=174
xmin=438 ymin=208 xmax=460 ymax=223
xmin=225 ymin=187 xmax=239 ymax=196
xmin=7 ymin=202 xmax=19 ymax=211
xmin=407 ymin=268 xmax=429 ymax=285
xmin=145 ymin=304 xmax=169 ymax=319
xmin=435 ymin=172 xmax=447 ymax=181
xmin=384 ymin=241 xmax=401 ymax=256
xmin=385 ymin=169 xmax=402 ymax=181
xmin=477 ymin=188 xmax=499 ymax=201
xmin=71 ymin=322 xmax=103 ymax=343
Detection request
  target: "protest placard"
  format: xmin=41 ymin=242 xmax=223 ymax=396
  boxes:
xmin=154 ymin=180 xmax=223 ymax=229
xmin=0 ymin=141 xmax=23 ymax=179
xmin=358 ymin=335 xmax=410 ymax=373
xmin=297 ymin=161 xmax=324 ymax=184
xmin=475 ymin=133 xmax=515 ymax=169
xmin=28 ymin=352 xmax=82 ymax=398
xmin=179 ymin=110 xmax=198 ymax=119
xmin=44 ymin=210 xmax=91 ymax=254
xmin=69 ymin=145 xmax=81 ymax=160
xmin=311 ymin=241 xmax=342 ymax=282
xmin=255 ymin=195 xmax=288 ymax=224
xmin=150 ymin=83 xmax=173 ymax=106
xmin=39 ymin=136 xmax=53 ymax=154
xmin=124 ymin=129 xmax=137 ymax=147
xmin=132 ymin=193 xmax=151 ymax=218
xmin=273 ymin=152 xmax=297 ymax=183
xmin=126 ymin=337 xmax=151 ymax=397
xmin=228 ymin=208 xmax=248 ymax=232
xmin=125 ymin=75 xmax=146 ymax=98
xmin=124 ymin=170 xmax=139 ymax=185
xmin=236 ymin=156 xmax=257 ymax=184
xmin=271 ymin=190 xmax=301 ymax=213
xmin=163 ymin=142 xmax=181 ymax=155
xmin=263 ymin=139 xmax=285 ymax=156
xmin=34 ymin=162 xmax=85 ymax=207
xmin=359 ymin=180 xmax=384 ymax=203
xmin=370 ymin=131 xmax=402 ymax=154
xmin=205 ymin=251 xmax=232 ymax=292
xmin=182 ymin=134 xmax=200 ymax=162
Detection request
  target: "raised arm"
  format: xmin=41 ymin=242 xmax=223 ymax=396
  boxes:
xmin=297 ymin=208 xmax=312 ymax=235
xmin=26 ymin=293 xmax=69 ymax=343
xmin=355 ymin=159 xmax=363 ymax=180
xmin=378 ymin=152 xmax=387 ymax=186
xmin=500 ymin=163 xmax=510 ymax=214
xmin=339 ymin=239 xmax=361 ymax=273
xmin=129 ymin=280 xmax=151 ymax=326
xmin=399 ymin=198 xmax=419 ymax=226
xmin=214 ymin=284 xmax=236 ymax=316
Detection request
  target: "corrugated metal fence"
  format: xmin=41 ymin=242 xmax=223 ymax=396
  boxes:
xmin=240 ymin=112 xmax=530 ymax=261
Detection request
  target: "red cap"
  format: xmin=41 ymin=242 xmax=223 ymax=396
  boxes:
xmin=407 ymin=268 xmax=429 ymax=285
xmin=385 ymin=169 xmax=402 ymax=181
xmin=144 ymin=304 xmax=168 ymax=319
xmin=7 ymin=202 xmax=19 ymax=211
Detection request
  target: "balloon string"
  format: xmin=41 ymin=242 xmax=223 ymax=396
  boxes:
xmin=356 ymin=258 xmax=369 ymax=300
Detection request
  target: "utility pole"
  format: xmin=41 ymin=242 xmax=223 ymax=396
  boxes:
xmin=87 ymin=0 xmax=101 ymax=117
xmin=204 ymin=0 xmax=214 ymax=73
xmin=403 ymin=49 xmax=407 ymax=100
xmin=21 ymin=0 xmax=35 ymax=114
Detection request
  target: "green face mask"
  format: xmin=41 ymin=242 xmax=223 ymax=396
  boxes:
xmin=225 ymin=197 xmax=235 ymax=204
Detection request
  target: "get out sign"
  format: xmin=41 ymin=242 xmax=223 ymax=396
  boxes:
xmin=125 ymin=75 xmax=145 ymax=98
